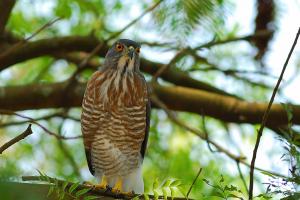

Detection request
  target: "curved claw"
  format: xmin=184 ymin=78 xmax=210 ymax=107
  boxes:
xmin=83 ymin=176 xmax=110 ymax=191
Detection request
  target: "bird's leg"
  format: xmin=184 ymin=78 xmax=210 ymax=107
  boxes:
xmin=111 ymin=178 xmax=134 ymax=196
xmin=111 ymin=178 xmax=122 ymax=193
xmin=94 ymin=176 xmax=109 ymax=190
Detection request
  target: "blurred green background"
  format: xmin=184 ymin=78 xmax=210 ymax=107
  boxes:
xmin=1 ymin=0 xmax=300 ymax=199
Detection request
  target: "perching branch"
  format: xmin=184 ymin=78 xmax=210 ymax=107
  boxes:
xmin=248 ymin=27 xmax=300 ymax=200
xmin=0 ymin=124 xmax=32 ymax=154
xmin=22 ymin=175 xmax=192 ymax=200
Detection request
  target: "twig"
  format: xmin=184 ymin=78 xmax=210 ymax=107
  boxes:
xmin=0 ymin=109 xmax=81 ymax=140
xmin=201 ymin=113 xmax=218 ymax=153
xmin=248 ymin=27 xmax=300 ymax=199
xmin=194 ymin=30 xmax=273 ymax=50
xmin=108 ymin=0 xmax=163 ymax=40
xmin=152 ymin=48 xmax=187 ymax=81
xmin=151 ymin=30 xmax=272 ymax=82
xmin=0 ymin=17 xmax=61 ymax=58
xmin=0 ymin=124 xmax=32 ymax=154
xmin=56 ymin=116 xmax=81 ymax=178
xmin=236 ymin=161 xmax=248 ymax=195
xmin=151 ymin=93 xmax=244 ymax=160
xmin=0 ymin=112 xmax=79 ymax=128
xmin=186 ymin=167 xmax=202 ymax=198
xmin=150 ymin=92 xmax=287 ymax=179
xmin=66 ymin=0 xmax=164 ymax=95
xmin=25 ymin=18 xmax=61 ymax=41
xmin=77 ymin=0 xmax=163 ymax=72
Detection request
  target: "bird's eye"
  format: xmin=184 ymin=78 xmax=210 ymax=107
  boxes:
xmin=135 ymin=48 xmax=140 ymax=54
xmin=116 ymin=43 xmax=124 ymax=52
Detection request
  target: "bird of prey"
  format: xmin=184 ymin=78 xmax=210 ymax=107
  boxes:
xmin=81 ymin=39 xmax=150 ymax=194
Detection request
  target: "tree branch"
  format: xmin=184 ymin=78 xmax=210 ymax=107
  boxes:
xmin=0 ymin=124 xmax=32 ymax=154
xmin=0 ymin=112 xmax=79 ymax=128
xmin=0 ymin=81 xmax=299 ymax=129
xmin=0 ymin=35 xmax=240 ymax=98
xmin=0 ymin=0 xmax=16 ymax=35
xmin=0 ymin=109 xmax=81 ymax=140
xmin=151 ymin=94 xmax=286 ymax=178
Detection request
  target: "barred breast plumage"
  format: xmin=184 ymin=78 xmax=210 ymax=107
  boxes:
xmin=81 ymin=58 xmax=150 ymax=193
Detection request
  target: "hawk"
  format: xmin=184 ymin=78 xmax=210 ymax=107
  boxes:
xmin=81 ymin=39 xmax=150 ymax=194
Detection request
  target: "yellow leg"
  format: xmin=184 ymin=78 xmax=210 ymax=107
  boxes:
xmin=94 ymin=176 xmax=108 ymax=190
xmin=111 ymin=178 xmax=134 ymax=196
xmin=112 ymin=178 xmax=123 ymax=193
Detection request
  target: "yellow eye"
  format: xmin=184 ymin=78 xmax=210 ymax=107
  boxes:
xmin=135 ymin=47 xmax=140 ymax=54
xmin=116 ymin=43 xmax=124 ymax=52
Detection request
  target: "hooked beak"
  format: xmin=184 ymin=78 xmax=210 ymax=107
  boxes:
xmin=128 ymin=47 xmax=135 ymax=60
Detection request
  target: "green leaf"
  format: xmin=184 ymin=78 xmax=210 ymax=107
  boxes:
xmin=55 ymin=0 xmax=72 ymax=18
xmin=154 ymin=190 xmax=159 ymax=200
xmin=170 ymin=187 xmax=175 ymax=200
xmin=170 ymin=180 xmax=181 ymax=187
xmin=58 ymin=192 xmax=65 ymax=200
xmin=36 ymin=169 xmax=45 ymax=180
xmin=131 ymin=196 xmax=139 ymax=200
xmin=256 ymin=193 xmax=272 ymax=199
xmin=202 ymin=178 xmax=210 ymax=185
xmin=153 ymin=178 xmax=159 ymax=190
xmin=227 ymin=193 xmax=243 ymax=199
xmin=281 ymin=103 xmax=293 ymax=123
xmin=211 ymin=191 xmax=225 ymax=198
xmin=144 ymin=194 xmax=150 ymax=200
xmin=260 ymin=171 xmax=277 ymax=179
xmin=219 ymin=175 xmax=224 ymax=183
xmin=162 ymin=187 xmax=168 ymax=200
xmin=162 ymin=179 xmax=172 ymax=187
xmin=69 ymin=182 xmax=80 ymax=194
xmin=61 ymin=181 xmax=69 ymax=192
xmin=47 ymin=186 xmax=55 ymax=197
xmin=76 ymin=188 xmax=91 ymax=197
xmin=83 ymin=196 xmax=99 ymax=200
xmin=177 ymin=186 xmax=187 ymax=198
xmin=224 ymin=185 xmax=238 ymax=192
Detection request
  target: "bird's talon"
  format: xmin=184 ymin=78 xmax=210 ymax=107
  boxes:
xmin=111 ymin=188 xmax=120 ymax=194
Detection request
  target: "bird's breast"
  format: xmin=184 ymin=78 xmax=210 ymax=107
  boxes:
xmin=95 ymin=70 xmax=148 ymax=109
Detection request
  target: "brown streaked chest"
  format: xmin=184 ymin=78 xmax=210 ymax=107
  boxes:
xmin=94 ymin=70 xmax=148 ymax=110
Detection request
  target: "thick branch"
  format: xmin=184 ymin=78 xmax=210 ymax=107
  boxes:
xmin=0 ymin=36 xmax=238 ymax=98
xmin=0 ymin=0 xmax=16 ymax=35
xmin=0 ymin=81 xmax=299 ymax=129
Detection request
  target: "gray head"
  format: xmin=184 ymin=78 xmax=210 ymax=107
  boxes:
xmin=103 ymin=39 xmax=141 ymax=72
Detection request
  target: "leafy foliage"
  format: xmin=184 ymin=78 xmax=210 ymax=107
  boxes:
xmin=154 ymin=0 xmax=229 ymax=43
xmin=37 ymin=170 xmax=97 ymax=200
xmin=1 ymin=0 xmax=300 ymax=200
xmin=202 ymin=175 xmax=244 ymax=199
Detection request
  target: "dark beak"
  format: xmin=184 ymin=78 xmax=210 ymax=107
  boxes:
xmin=128 ymin=48 xmax=134 ymax=60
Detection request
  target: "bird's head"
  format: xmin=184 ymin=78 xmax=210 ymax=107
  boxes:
xmin=104 ymin=39 xmax=141 ymax=72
